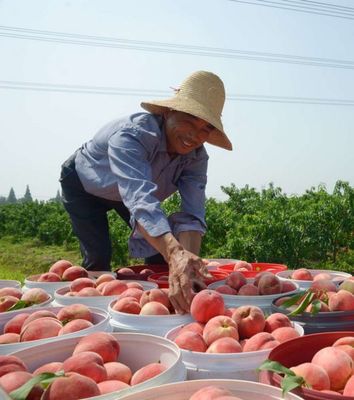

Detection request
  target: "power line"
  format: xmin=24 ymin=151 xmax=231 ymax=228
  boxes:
xmin=1 ymin=80 xmax=353 ymax=106
xmin=229 ymin=0 xmax=354 ymax=20
xmin=1 ymin=25 xmax=354 ymax=70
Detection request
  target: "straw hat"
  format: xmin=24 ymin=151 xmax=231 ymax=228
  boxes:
xmin=141 ymin=71 xmax=232 ymax=151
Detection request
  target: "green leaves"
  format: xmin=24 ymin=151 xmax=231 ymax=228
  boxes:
xmin=277 ymin=289 xmax=322 ymax=316
xmin=8 ymin=300 xmax=30 ymax=311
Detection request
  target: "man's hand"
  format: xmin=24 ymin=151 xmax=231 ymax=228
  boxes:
xmin=168 ymin=248 xmax=211 ymax=314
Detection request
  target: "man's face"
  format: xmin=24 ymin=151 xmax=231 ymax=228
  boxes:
xmin=163 ymin=110 xmax=215 ymax=155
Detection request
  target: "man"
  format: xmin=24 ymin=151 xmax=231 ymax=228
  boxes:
xmin=60 ymin=70 xmax=233 ymax=313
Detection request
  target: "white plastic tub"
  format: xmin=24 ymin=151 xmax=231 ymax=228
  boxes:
xmin=109 ymin=299 xmax=193 ymax=336
xmin=276 ymin=269 xmax=352 ymax=290
xmin=9 ymin=332 xmax=186 ymax=400
xmin=165 ymin=322 xmax=304 ymax=381
xmin=0 ymin=305 xmax=111 ymax=355
xmin=0 ymin=280 xmax=21 ymax=289
xmin=208 ymin=279 xmax=299 ymax=313
xmin=117 ymin=378 xmax=304 ymax=400
xmin=23 ymin=274 xmax=71 ymax=295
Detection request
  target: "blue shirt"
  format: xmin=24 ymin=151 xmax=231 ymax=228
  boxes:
xmin=75 ymin=112 xmax=209 ymax=257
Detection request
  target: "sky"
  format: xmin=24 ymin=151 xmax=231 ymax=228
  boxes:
xmin=0 ymin=0 xmax=353 ymax=201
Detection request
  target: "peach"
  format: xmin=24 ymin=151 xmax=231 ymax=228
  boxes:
xmin=0 ymin=295 xmax=19 ymax=312
xmin=56 ymin=303 xmax=93 ymax=323
xmin=49 ymin=259 xmax=73 ymax=277
xmin=343 ymin=375 xmax=354 ymax=396
xmin=20 ymin=317 xmax=62 ymax=341
xmin=290 ymin=362 xmax=330 ymax=391
xmin=190 ymin=289 xmax=225 ymax=323
xmin=33 ymin=362 xmax=63 ymax=375
xmin=328 ymin=289 xmax=354 ymax=311
xmin=98 ymin=380 xmax=130 ymax=394
xmin=38 ymin=272 xmax=61 ymax=282
xmin=21 ymin=288 xmax=50 ymax=305
xmin=313 ymin=272 xmax=332 ymax=281
xmin=333 ymin=344 xmax=354 ymax=361
xmin=126 ymin=282 xmax=144 ymax=290
xmin=291 ymin=268 xmax=313 ymax=281
xmin=0 ymin=333 xmax=20 ymax=344
xmin=117 ymin=267 xmax=135 ymax=275
xmin=63 ymin=351 xmax=107 ymax=383
xmin=130 ymin=362 xmax=167 ymax=385
xmin=253 ymin=271 xmax=274 ymax=287
xmin=22 ymin=310 xmax=58 ymax=328
xmin=112 ymin=297 xmax=141 ymax=314
xmin=139 ymin=288 xmax=170 ymax=308
xmin=238 ymin=283 xmax=259 ymax=296
xmin=225 ymin=271 xmax=247 ymax=291
xmin=3 ymin=313 xmax=30 ymax=334
xmin=96 ymin=281 xmax=109 ymax=293
xmin=203 ymin=315 xmax=239 ymax=345
xmin=215 ymin=285 xmax=237 ymax=295
xmin=281 ymin=281 xmax=297 ymax=293
xmin=70 ymin=277 xmax=96 ymax=292
xmin=311 ymin=346 xmax=353 ymax=390
xmin=0 ymin=355 xmax=28 ymax=377
xmin=258 ymin=274 xmax=282 ymax=295
xmin=41 ymin=372 xmax=100 ymax=400
xmin=101 ymin=280 xmax=128 ymax=296
xmin=73 ymin=332 xmax=120 ymax=363
xmin=77 ymin=287 xmax=102 ymax=297
xmin=62 ymin=265 xmax=89 ymax=281
xmin=271 ymin=326 xmax=300 ymax=343
xmin=264 ymin=313 xmax=292 ymax=332
xmin=140 ymin=268 xmax=154 ymax=275
xmin=305 ymin=300 xmax=330 ymax=313
xmin=189 ymin=385 xmax=233 ymax=400
xmin=58 ymin=318 xmax=93 ymax=335
xmin=0 ymin=371 xmax=43 ymax=399
xmin=174 ymin=331 xmax=207 ymax=352
xmin=119 ymin=288 xmax=144 ymax=302
xmin=332 ymin=336 xmax=354 ymax=347
xmin=274 ymin=296 xmax=292 ymax=307
xmin=95 ymin=274 xmax=115 ymax=286
xmin=140 ymin=301 xmax=170 ymax=315
xmin=311 ymin=279 xmax=337 ymax=295
xmin=242 ymin=332 xmax=280 ymax=352
xmin=339 ymin=278 xmax=354 ymax=294
xmin=0 ymin=287 xmax=22 ymax=299
xmin=233 ymin=260 xmax=252 ymax=271
xmin=104 ymin=361 xmax=132 ymax=383
xmin=179 ymin=322 xmax=205 ymax=335
xmin=231 ymin=305 xmax=265 ymax=339
xmin=206 ymin=337 xmax=242 ymax=353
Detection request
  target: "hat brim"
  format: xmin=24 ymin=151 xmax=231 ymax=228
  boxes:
xmin=141 ymin=98 xmax=233 ymax=151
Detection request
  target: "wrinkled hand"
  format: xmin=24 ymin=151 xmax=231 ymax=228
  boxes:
xmin=168 ymin=249 xmax=212 ymax=314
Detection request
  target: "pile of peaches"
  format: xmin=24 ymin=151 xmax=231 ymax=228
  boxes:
xmin=0 ymin=304 xmax=95 ymax=345
xmin=171 ymin=289 xmax=301 ymax=354
xmin=0 ymin=287 xmax=50 ymax=314
xmin=0 ymin=331 xmax=168 ymax=398
xmin=214 ymin=271 xmax=297 ymax=296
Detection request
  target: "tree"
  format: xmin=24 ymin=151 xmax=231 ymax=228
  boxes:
xmin=7 ymin=188 xmax=17 ymax=204
xmin=22 ymin=185 xmax=33 ymax=202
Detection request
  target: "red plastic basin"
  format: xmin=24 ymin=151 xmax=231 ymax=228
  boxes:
xmin=218 ymin=262 xmax=288 ymax=278
xmin=115 ymin=264 xmax=168 ymax=281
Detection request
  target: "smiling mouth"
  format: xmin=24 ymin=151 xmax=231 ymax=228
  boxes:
xmin=181 ymin=139 xmax=194 ymax=148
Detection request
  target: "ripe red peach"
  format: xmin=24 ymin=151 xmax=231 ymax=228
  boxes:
xmin=311 ymin=346 xmax=353 ymax=391
xmin=0 ymin=295 xmax=19 ymax=312
xmin=140 ymin=268 xmax=154 ymax=275
xmin=117 ymin=267 xmax=134 ymax=275
xmin=174 ymin=331 xmax=207 ymax=352
xmin=225 ymin=271 xmax=247 ymax=291
xmin=305 ymin=300 xmax=330 ymax=313
xmin=203 ymin=315 xmax=239 ymax=346
xmin=77 ymin=287 xmax=102 ymax=297
xmin=0 ymin=333 xmax=20 ymax=344
xmin=22 ymin=310 xmax=58 ymax=328
xmin=56 ymin=303 xmax=93 ymax=323
xmin=63 ymin=351 xmax=107 ymax=383
xmin=291 ymin=268 xmax=313 ymax=281
xmin=20 ymin=317 xmax=62 ymax=341
xmin=38 ymin=272 xmax=61 ymax=282
xmin=215 ymin=285 xmax=237 ymax=295
xmin=343 ymin=375 xmax=354 ymax=396
xmin=290 ymin=362 xmax=330 ymax=391
xmin=242 ymin=332 xmax=280 ymax=352
xmin=311 ymin=279 xmax=337 ymax=295
xmin=95 ymin=274 xmax=115 ymax=286
xmin=140 ymin=301 xmax=170 ymax=315
xmin=274 ymin=296 xmax=292 ymax=307
xmin=190 ymin=289 xmax=225 ymax=323
xmin=313 ymin=272 xmax=332 ymax=281
xmin=73 ymin=332 xmax=120 ymax=363
xmin=238 ymin=283 xmax=259 ymax=296
xmin=264 ymin=313 xmax=292 ymax=332
xmin=328 ymin=289 xmax=354 ymax=311
xmin=49 ymin=259 xmax=73 ymax=277
xmin=119 ymin=288 xmax=144 ymax=302
xmin=231 ymin=305 xmax=265 ymax=339
xmin=233 ymin=260 xmax=252 ymax=271
xmin=21 ymin=288 xmax=50 ymax=305
xmin=0 ymin=371 xmax=43 ymax=399
xmin=62 ymin=265 xmax=89 ymax=281
xmin=112 ymin=297 xmax=141 ymax=314
xmin=98 ymin=380 xmax=130 ymax=394
xmin=258 ymin=274 xmax=282 ymax=295
xmin=0 ymin=355 xmax=28 ymax=377
xmin=333 ymin=344 xmax=354 ymax=361
xmin=0 ymin=287 xmax=22 ymax=299
xmin=126 ymin=282 xmax=144 ymax=290
xmin=4 ymin=313 xmax=30 ymax=334
xmin=58 ymin=318 xmax=93 ymax=335
xmin=332 ymin=336 xmax=354 ymax=347
xmin=101 ymin=280 xmax=128 ymax=296
xmin=70 ymin=277 xmax=96 ymax=292
xmin=130 ymin=362 xmax=167 ymax=385
xmin=281 ymin=281 xmax=298 ymax=293
xmin=179 ymin=322 xmax=205 ymax=335
xmin=253 ymin=271 xmax=274 ymax=287
xmin=33 ymin=362 xmax=63 ymax=375
xmin=189 ymin=385 xmax=233 ymax=400
xmin=206 ymin=337 xmax=242 ymax=354
xmin=339 ymin=278 xmax=354 ymax=294
xmin=271 ymin=326 xmax=300 ymax=343
xmin=104 ymin=361 xmax=132 ymax=384
xmin=139 ymin=288 xmax=170 ymax=308
xmin=41 ymin=372 xmax=100 ymax=400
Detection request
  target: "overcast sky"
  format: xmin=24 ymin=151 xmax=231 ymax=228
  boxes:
xmin=0 ymin=0 xmax=353 ymax=201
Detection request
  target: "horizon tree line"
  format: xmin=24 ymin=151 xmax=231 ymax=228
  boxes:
xmin=0 ymin=185 xmax=62 ymax=204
